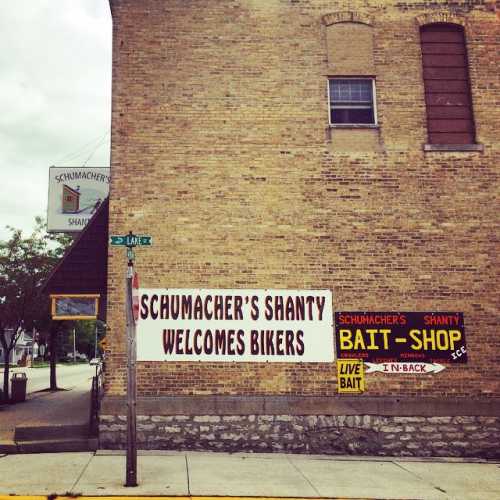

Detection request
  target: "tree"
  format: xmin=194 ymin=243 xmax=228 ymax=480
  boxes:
xmin=0 ymin=218 xmax=70 ymax=402
xmin=59 ymin=320 xmax=106 ymax=360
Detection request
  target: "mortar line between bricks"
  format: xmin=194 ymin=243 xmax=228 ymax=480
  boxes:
xmin=392 ymin=460 xmax=448 ymax=498
xmin=286 ymin=455 xmax=322 ymax=497
xmin=69 ymin=451 xmax=95 ymax=493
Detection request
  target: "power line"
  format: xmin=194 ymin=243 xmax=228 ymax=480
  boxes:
xmin=82 ymin=134 xmax=109 ymax=167
xmin=53 ymin=131 xmax=110 ymax=165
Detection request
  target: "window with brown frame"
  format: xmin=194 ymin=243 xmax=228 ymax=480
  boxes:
xmin=420 ymin=23 xmax=476 ymax=145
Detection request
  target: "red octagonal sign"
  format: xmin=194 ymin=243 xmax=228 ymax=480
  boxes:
xmin=132 ymin=271 xmax=139 ymax=323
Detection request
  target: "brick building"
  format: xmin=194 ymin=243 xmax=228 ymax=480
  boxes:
xmin=100 ymin=0 xmax=499 ymax=457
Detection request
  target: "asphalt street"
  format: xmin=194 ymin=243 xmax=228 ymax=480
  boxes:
xmin=10 ymin=363 xmax=96 ymax=393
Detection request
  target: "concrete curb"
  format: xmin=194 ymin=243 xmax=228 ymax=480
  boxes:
xmin=0 ymin=439 xmax=97 ymax=455
xmin=0 ymin=441 xmax=17 ymax=454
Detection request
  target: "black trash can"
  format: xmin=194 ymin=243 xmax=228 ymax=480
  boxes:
xmin=11 ymin=372 xmax=27 ymax=403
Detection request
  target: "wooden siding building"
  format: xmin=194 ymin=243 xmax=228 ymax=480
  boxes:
xmin=62 ymin=184 xmax=81 ymax=214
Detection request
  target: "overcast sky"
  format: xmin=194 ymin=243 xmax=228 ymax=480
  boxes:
xmin=0 ymin=0 xmax=112 ymax=241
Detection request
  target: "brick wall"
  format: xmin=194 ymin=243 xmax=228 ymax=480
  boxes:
xmin=105 ymin=0 xmax=499 ymax=402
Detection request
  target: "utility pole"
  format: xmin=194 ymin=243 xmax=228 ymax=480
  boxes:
xmin=73 ymin=328 xmax=76 ymax=363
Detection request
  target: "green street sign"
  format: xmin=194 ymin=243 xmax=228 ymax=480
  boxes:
xmin=110 ymin=234 xmax=153 ymax=247
xmin=110 ymin=235 xmax=126 ymax=245
xmin=135 ymin=235 xmax=153 ymax=246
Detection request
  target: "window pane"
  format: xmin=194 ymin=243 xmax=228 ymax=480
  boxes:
xmin=331 ymin=107 xmax=374 ymax=124
xmin=329 ymin=78 xmax=375 ymax=124
xmin=330 ymin=79 xmax=372 ymax=103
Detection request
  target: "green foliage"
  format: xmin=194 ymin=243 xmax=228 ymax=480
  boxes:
xmin=0 ymin=218 xmax=70 ymax=331
xmin=0 ymin=217 xmax=71 ymax=400
xmin=59 ymin=319 xmax=106 ymax=359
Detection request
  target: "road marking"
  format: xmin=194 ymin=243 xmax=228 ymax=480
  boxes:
xmin=3 ymin=496 xmax=370 ymax=500
xmin=0 ymin=497 xmax=47 ymax=500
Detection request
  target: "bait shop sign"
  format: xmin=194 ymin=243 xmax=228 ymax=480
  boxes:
xmin=137 ymin=289 xmax=334 ymax=362
xmin=335 ymin=311 xmax=466 ymax=364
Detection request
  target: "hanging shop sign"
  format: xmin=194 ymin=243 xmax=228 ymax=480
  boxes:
xmin=47 ymin=167 xmax=110 ymax=232
xmin=335 ymin=312 xmax=466 ymax=364
xmin=337 ymin=359 xmax=365 ymax=393
xmin=51 ymin=294 xmax=100 ymax=320
xmin=137 ymin=289 xmax=334 ymax=362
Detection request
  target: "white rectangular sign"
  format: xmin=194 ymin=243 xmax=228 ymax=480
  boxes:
xmin=137 ymin=289 xmax=334 ymax=362
xmin=47 ymin=167 xmax=110 ymax=232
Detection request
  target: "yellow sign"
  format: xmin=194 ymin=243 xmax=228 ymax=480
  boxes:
xmin=50 ymin=294 xmax=100 ymax=320
xmin=337 ymin=359 xmax=365 ymax=394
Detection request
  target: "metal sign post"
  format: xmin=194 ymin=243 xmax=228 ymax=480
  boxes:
xmin=110 ymin=231 xmax=152 ymax=488
xmin=125 ymin=252 xmax=137 ymax=487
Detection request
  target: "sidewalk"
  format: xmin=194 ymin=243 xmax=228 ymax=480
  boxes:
xmin=0 ymin=450 xmax=498 ymax=499
xmin=0 ymin=367 xmax=93 ymax=449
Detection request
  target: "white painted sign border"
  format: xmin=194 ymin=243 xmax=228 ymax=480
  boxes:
xmin=137 ymin=289 xmax=334 ymax=363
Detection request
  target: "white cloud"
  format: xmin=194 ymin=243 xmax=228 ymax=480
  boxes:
xmin=0 ymin=0 xmax=112 ymax=240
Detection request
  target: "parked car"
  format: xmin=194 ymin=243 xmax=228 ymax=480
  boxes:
xmin=66 ymin=352 xmax=88 ymax=361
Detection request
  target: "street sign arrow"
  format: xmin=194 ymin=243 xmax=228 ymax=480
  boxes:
xmin=137 ymin=235 xmax=152 ymax=246
xmin=110 ymin=235 xmax=126 ymax=245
